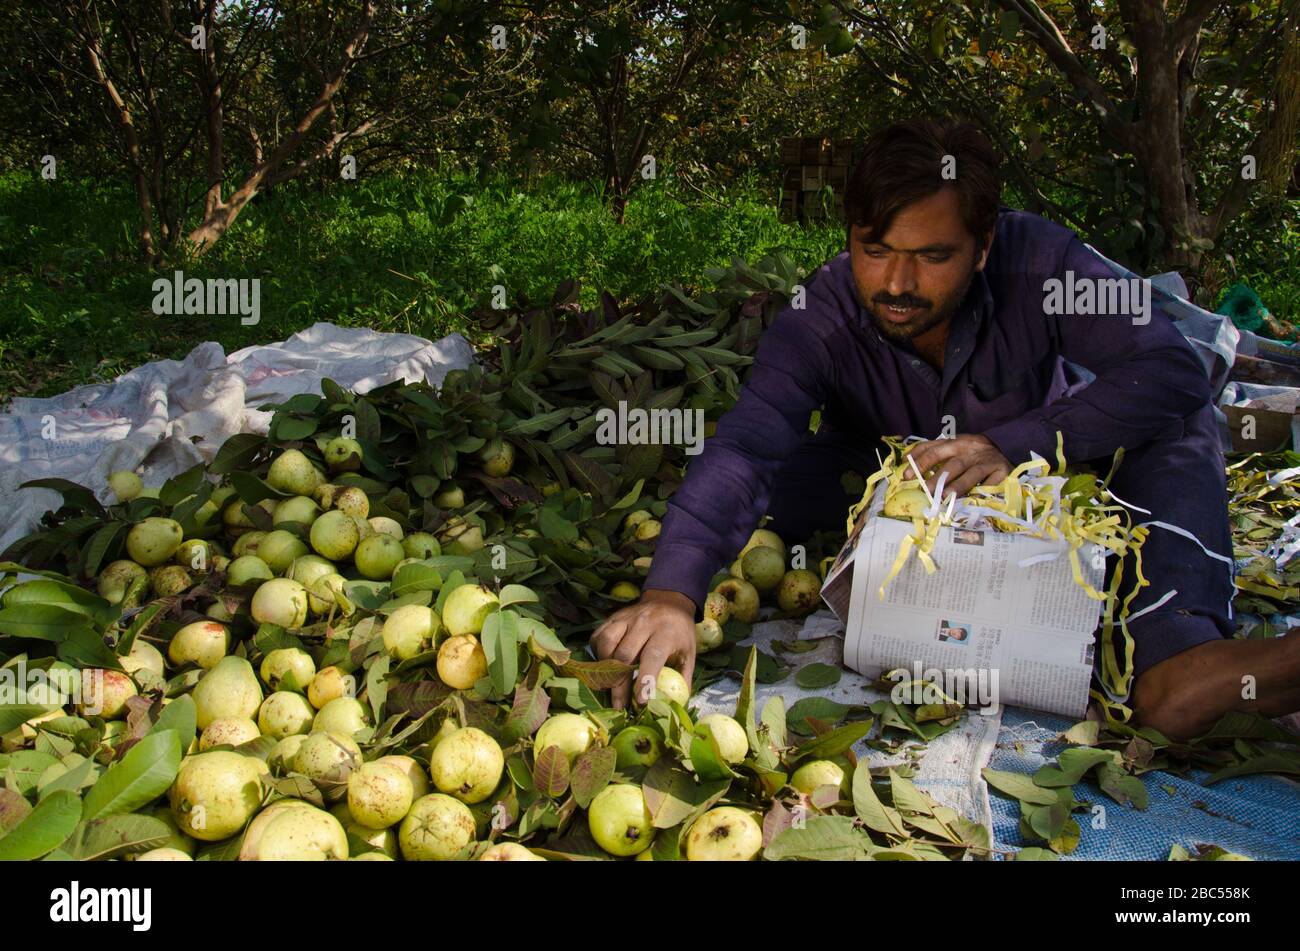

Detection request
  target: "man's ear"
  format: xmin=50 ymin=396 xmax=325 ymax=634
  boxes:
xmin=974 ymin=229 xmax=994 ymax=271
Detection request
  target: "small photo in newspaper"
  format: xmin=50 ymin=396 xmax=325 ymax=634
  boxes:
xmin=936 ymin=619 xmax=972 ymax=645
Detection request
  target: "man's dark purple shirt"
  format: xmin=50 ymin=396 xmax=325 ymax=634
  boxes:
xmin=644 ymin=207 xmax=1212 ymax=612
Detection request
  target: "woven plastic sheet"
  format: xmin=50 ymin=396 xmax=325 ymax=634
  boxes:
xmin=988 ymin=707 xmax=1300 ymax=860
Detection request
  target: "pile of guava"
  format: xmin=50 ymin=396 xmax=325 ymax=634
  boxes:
xmin=0 ymin=264 xmax=980 ymax=861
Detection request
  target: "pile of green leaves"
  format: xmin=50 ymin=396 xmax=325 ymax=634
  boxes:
xmin=1226 ymin=450 xmax=1300 ymax=627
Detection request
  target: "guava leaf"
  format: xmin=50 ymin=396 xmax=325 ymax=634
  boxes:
xmin=148 ymin=694 xmax=196 ymax=751
xmin=57 ymin=626 xmax=124 ymax=669
xmin=1034 ymin=747 xmax=1118 ymax=787
xmin=228 ymin=470 xmax=288 ymax=504
xmin=497 ymin=584 xmax=539 ymax=609
xmin=1196 ymin=711 xmax=1300 ymax=745
xmin=1025 ymin=800 xmax=1069 ymax=842
xmin=889 ymin=769 xmax=936 ymax=818
xmin=0 ymin=750 xmax=60 ymax=796
xmin=790 ymin=719 xmax=873 ymax=764
xmin=641 ymin=758 xmax=729 ymax=829
xmin=1203 ymin=753 xmax=1300 ymax=785
xmin=505 ymin=682 xmax=550 ymax=742
xmin=366 ymin=653 xmax=391 ymax=723
xmin=481 ymin=609 xmax=520 ymax=696
xmin=764 ymin=815 xmax=876 ymax=861
xmin=794 ymin=662 xmax=842 ymax=689
xmin=81 ymin=730 xmax=182 ymax=821
xmin=0 ymin=787 xmax=33 ymax=833
xmin=1016 ymin=847 xmax=1058 ymax=861
xmin=390 ymin=563 xmax=444 ymax=597
xmin=38 ymin=756 xmax=97 ymax=800
xmin=982 ymin=767 xmax=1059 ymax=805
xmin=1097 ymin=763 xmax=1150 ymax=809
xmin=760 ymin=695 xmax=787 ymax=751
xmin=0 ymin=789 xmax=82 ymax=860
xmin=62 ymin=814 xmax=172 ymax=861
xmin=556 ymin=656 xmax=632 ymax=691
xmin=1060 ymin=719 xmax=1101 ymax=746
xmin=0 ymin=703 xmax=61 ymax=735
xmin=533 ymin=744 xmax=569 ymax=798
xmin=538 ymin=507 xmax=579 ymax=542
xmin=852 ymin=760 xmax=906 ymax=836
xmin=570 ymin=747 xmax=615 ymax=809
xmin=209 ymin=433 xmax=267 ymax=474
xmin=687 ymin=733 xmax=737 ymax=783
xmin=17 ymin=479 xmax=106 ymax=518
xmin=0 ymin=789 xmax=83 ymax=862
xmin=0 ymin=602 xmax=98 ymax=641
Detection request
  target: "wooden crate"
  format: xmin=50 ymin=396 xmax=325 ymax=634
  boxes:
xmin=801 ymin=166 xmax=830 ymax=191
xmin=779 ymin=136 xmax=855 ymax=224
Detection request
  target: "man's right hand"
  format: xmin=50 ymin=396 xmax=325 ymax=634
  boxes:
xmin=590 ymin=588 xmax=697 ymax=709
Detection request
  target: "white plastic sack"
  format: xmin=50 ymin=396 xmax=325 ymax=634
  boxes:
xmin=0 ymin=321 xmax=476 ymax=557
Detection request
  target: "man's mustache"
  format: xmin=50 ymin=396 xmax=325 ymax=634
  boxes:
xmin=873 ymin=293 xmax=931 ymax=309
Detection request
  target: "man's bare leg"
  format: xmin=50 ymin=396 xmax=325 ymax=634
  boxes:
xmin=1130 ymin=633 xmax=1300 ymax=741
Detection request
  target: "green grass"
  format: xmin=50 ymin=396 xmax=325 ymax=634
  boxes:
xmin=0 ymin=168 xmax=843 ymax=400
xmin=2 ymin=166 xmax=1297 ymax=403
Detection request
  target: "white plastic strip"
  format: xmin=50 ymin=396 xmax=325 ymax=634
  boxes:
xmin=1122 ymin=588 xmax=1179 ymax=624
xmin=1136 ymin=519 xmax=1236 ymax=566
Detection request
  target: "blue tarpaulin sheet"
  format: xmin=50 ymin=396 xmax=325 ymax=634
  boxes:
xmin=988 ymin=707 xmax=1300 ymax=860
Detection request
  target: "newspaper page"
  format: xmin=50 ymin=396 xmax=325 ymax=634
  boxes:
xmin=835 ymin=514 xmax=1106 ymax=719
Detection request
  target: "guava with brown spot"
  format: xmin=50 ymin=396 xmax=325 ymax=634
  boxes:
xmin=428 ymin=726 xmax=504 ymax=804
xmin=685 ymin=806 xmax=763 ymax=860
xmin=776 ymin=569 xmax=822 ymax=615
xmin=169 ymin=750 xmax=264 ymax=841
xmin=347 ymin=760 xmax=415 ymax=829
xmin=712 ymin=578 xmax=760 ymax=623
xmin=399 ymin=793 xmax=477 ymax=861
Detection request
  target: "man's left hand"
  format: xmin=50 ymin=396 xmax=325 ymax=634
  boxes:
xmin=907 ymin=434 xmax=1012 ymax=500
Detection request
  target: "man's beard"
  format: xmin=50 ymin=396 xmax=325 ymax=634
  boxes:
xmin=859 ymin=266 xmax=977 ymax=342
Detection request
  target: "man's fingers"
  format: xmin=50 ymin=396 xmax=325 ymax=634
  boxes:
xmin=908 ymin=439 xmax=962 ymax=478
xmin=592 ymin=619 xmax=632 ymax=708
xmin=611 ymin=674 xmax=632 ymax=710
xmin=635 ymin=640 xmax=674 ymax=706
xmin=947 ymin=461 xmax=1001 ymax=499
xmin=610 ymin=622 xmax=654 ymax=668
xmin=931 ymin=458 xmax=971 ymax=497
xmin=590 ymin=617 xmax=627 ymax=658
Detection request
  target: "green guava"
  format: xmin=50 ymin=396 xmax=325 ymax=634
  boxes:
xmin=685 ymin=806 xmax=762 ymax=861
xmin=309 ymin=510 xmax=360 ymax=561
xmin=354 ymin=534 xmax=404 ymax=580
xmin=533 ymin=713 xmax=598 ymax=765
xmin=399 ymin=793 xmax=476 ymax=861
xmin=169 ymin=750 xmax=264 ymax=841
xmin=588 ymin=784 xmax=654 ymax=857
xmin=257 ymin=691 xmax=315 ymax=739
xmin=347 ymin=760 xmax=415 ymax=829
xmin=108 ymin=471 xmax=142 ymax=502
xmin=267 ymin=448 xmax=322 ymax=497
xmin=250 ymin=577 xmax=309 ymax=628
xmin=428 ymin=726 xmax=504 ymax=804
xmin=126 ymin=517 xmax=184 ymax=567
xmin=610 ymin=726 xmax=663 ymax=769
xmin=436 ymin=635 xmax=487 ymax=690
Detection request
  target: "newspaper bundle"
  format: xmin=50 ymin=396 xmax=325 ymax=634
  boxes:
xmin=821 ymin=486 xmax=1107 ymax=719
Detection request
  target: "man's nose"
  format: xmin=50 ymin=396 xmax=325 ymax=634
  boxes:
xmin=882 ymin=254 xmax=918 ymax=296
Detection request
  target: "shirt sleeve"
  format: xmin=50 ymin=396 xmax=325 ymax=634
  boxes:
xmin=643 ymin=298 xmax=836 ymax=613
xmin=981 ymin=237 xmax=1212 ymax=465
